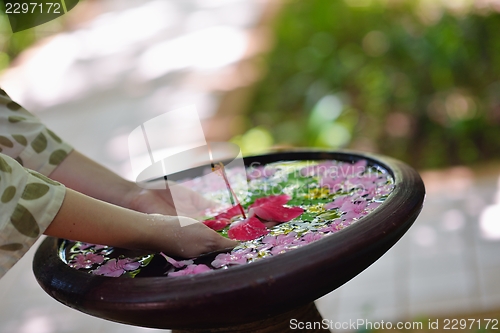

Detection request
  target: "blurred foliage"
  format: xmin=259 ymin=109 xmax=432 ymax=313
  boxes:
xmin=0 ymin=8 xmax=65 ymax=74
xmin=238 ymin=0 xmax=500 ymax=169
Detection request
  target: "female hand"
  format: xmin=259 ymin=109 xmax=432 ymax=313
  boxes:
xmin=127 ymin=183 xmax=214 ymax=218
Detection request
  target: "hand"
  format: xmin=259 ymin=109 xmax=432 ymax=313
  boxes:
xmin=46 ymin=189 xmax=237 ymax=258
xmin=127 ymin=182 xmax=214 ymax=218
xmin=146 ymin=214 xmax=238 ymax=258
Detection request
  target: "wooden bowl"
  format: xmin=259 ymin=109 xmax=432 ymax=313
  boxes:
xmin=33 ymin=150 xmax=425 ymax=330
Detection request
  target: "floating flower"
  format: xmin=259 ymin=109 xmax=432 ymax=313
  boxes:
xmin=92 ymin=258 xmax=140 ymax=277
xmin=262 ymin=232 xmax=298 ymax=247
xmin=203 ymin=205 xmax=242 ymax=230
xmin=258 ymin=232 xmax=302 ymax=255
xmin=211 ymin=248 xmax=255 ymax=268
xmin=271 ymin=243 xmax=297 ymax=255
xmin=69 ymin=253 xmax=105 ymax=269
xmin=319 ymin=219 xmax=343 ymax=233
xmin=299 ymin=232 xmax=324 ymax=244
xmin=227 ymin=216 xmax=269 ymax=241
xmin=203 ymin=218 xmax=231 ymax=231
xmin=248 ymin=195 xmax=304 ymax=223
xmin=319 ymin=176 xmax=347 ymax=193
xmin=340 ymin=200 xmax=368 ymax=222
xmin=204 ymin=195 xmax=304 ymax=241
xmin=169 ymin=264 xmax=211 ymax=277
xmin=325 ymin=195 xmax=354 ymax=210
xmin=159 ymin=253 xmax=194 ymax=268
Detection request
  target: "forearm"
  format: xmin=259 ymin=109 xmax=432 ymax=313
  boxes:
xmin=44 ymin=188 xmax=238 ymax=257
xmin=44 ymin=188 xmax=147 ymax=250
xmin=49 ymin=150 xmax=138 ymax=208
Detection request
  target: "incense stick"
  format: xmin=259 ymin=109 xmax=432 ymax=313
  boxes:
xmin=206 ymin=143 xmax=246 ymax=219
xmin=218 ymin=162 xmax=247 ymax=219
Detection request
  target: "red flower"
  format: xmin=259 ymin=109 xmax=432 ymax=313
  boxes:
xmin=92 ymin=258 xmax=140 ymax=277
xmin=227 ymin=216 xmax=269 ymax=241
xmin=203 ymin=218 xmax=231 ymax=231
xmin=202 ymin=205 xmax=242 ymax=230
xmin=248 ymin=195 xmax=304 ymax=223
xmin=204 ymin=195 xmax=304 ymax=241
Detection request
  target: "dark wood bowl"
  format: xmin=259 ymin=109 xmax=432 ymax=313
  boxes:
xmin=33 ymin=150 xmax=425 ymax=330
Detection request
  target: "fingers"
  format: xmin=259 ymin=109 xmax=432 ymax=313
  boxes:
xmin=155 ymin=215 xmax=238 ymax=258
xmin=213 ymin=233 xmax=239 ymax=250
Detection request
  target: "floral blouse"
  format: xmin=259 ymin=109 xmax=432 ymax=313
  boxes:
xmin=0 ymin=89 xmax=72 ymax=278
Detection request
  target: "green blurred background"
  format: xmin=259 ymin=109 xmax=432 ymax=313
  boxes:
xmin=233 ymin=0 xmax=500 ymax=169
xmin=2 ymin=0 xmax=500 ymax=170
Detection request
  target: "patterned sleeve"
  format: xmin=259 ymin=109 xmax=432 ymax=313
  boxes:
xmin=0 ymin=88 xmax=72 ymax=278
xmin=0 ymin=154 xmax=66 ymax=277
xmin=0 ymin=88 xmax=73 ymax=176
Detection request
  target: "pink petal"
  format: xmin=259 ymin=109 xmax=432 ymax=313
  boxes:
xmin=211 ymin=252 xmax=248 ymax=268
xmin=271 ymin=245 xmax=291 ymax=255
xmin=301 ymin=233 xmax=323 ymax=244
xmin=250 ymin=204 xmax=304 ymax=222
xmin=249 ymin=195 xmax=291 ymax=209
xmin=320 ymin=176 xmax=346 ymax=193
xmin=92 ymin=259 xmax=124 ymax=277
xmin=159 ymin=253 xmax=194 ymax=268
xmin=368 ymin=201 xmax=382 ymax=210
xmin=122 ymin=261 xmax=141 ymax=271
xmin=340 ymin=200 xmax=367 ymax=214
xmin=227 ymin=216 xmax=269 ymax=241
xmin=216 ymin=205 xmax=243 ymax=220
xmin=203 ymin=218 xmax=231 ymax=231
xmin=325 ymin=195 xmax=353 ymax=210
xmin=169 ymin=264 xmax=211 ymax=277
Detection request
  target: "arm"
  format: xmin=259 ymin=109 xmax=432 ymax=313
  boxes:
xmin=48 ymin=150 xmax=212 ymax=217
xmin=44 ymin=188 xmax=237 ymax=258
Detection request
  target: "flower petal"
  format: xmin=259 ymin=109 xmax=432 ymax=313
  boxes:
xmin=203 ymin=218 xmax=231 ymax=231
xmin=227 ymin=216 xmax=269 ymax=241
xmin=216 ymin=205 xmax=243 ymax=219
xmin=249 ymin=195 xmax=291 ymax=208
xmin=250 ymin=204 xmax=304 ymax=222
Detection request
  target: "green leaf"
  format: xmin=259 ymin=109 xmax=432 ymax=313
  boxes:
xmin=0 ymin=155 xmax=12 ymax=173
xmin=1 ymin=186 xmax=16 ymax=203
xmin=317 ymin=210 xmax=341 ymax=221
xmin=0 ymin=136 xmax=14 ymax=148
xmin=12 ymin=134 xmax=27 ymax=146
xmin=8 ymin=116 xmax=26 ymax=123
xmin=49 ymin=149 xmax=68 ymax=165
xmin=0 ymin=243 xmax=23 ymax=251
xmin=139 ymin=254 xmax=155 ymax=267
xmin=31 ymin=133 xmax=47 ymax=153
xmin=22 ymin=183 xmax=50 ymax=200
xmin=124 ymin=269 xmax=141 ymax=278
xmin=11 ymin=204 xmax=39 ymax=238
xmin=6 ymin=102 xmax=21 ymax=111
